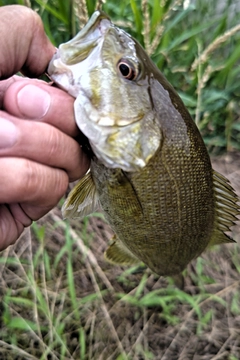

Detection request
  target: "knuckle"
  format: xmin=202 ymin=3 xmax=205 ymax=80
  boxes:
xmin=46 ymin=126 xmax=61 ymax=160
xmin=17 ymin=158 xmax=38 ymax=195
xmin=1 ymin=157 xmax=68 ymax=207
xmin=23 ymin=158 xmax=68 ymax=207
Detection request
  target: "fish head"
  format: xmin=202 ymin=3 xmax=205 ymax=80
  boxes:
xmin=48 ymin=11 xmax=161 ymax=171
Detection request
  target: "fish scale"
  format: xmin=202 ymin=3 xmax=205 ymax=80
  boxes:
xmin=48 ymin=10 xmax=239 ymax=279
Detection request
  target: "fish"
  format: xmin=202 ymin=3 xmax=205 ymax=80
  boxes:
xmin=48 ymin=10 xmax=239 ymax=277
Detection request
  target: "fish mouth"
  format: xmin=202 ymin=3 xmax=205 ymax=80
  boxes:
xmin=59 ymin=11 xmax=111 ymax=65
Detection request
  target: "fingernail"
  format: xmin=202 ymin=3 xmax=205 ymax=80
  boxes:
xmin=0 ymin=118 xmax=18 ymax=149
xmin=17 ymin=84 xmax=51 ymax=119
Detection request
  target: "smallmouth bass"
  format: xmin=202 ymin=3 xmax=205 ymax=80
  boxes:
xmin=48 ymin=11 xmax=239 ymax=277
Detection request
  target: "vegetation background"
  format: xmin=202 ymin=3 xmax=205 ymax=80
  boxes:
xmin=0 ymin=0 xmax=240 ymax=359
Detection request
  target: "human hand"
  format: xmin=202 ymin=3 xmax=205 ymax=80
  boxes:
xmin=0 ymin=6 xmax=90 ymax=249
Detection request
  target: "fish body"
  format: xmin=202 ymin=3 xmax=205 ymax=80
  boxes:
xmin=48 ymin=11 xmax=239 ymax=276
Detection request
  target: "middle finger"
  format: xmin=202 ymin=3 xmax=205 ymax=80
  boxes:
xmin=0 ymin=111 xmax=90 ymax=181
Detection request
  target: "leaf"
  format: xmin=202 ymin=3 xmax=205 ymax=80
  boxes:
xmin=34 ymin=0 xmax=68 ymax=24
xmin=130 ymin=0 xmax=142 ymax=34
xmin=7 ymin=317 xmax=45 ymax=331
xmin=163 ymin=18 xmax=219 ymax=52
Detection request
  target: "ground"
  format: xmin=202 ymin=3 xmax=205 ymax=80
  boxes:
xmin=0 ymin=153 xmax=239 ymax=360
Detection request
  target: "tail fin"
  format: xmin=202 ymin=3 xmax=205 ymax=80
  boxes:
xmin=209 ymin=170 xmax=239 ymax=246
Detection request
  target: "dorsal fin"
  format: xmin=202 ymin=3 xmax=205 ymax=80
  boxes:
xmin=62 ymin=171 xmax=99 ymax=219
xmin=209 ymin=170 xmax=240 ymax=246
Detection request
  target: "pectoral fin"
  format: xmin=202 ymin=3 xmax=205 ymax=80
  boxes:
xmin=106 ymin=169 xmax=143 ymax=219
xmin=104 ymin=236 xmax=140 ymax=265
xmin=209 ymin=170 xmax=239 ymax=246
xmin=62 ymin=171 xmax=99 ymax=219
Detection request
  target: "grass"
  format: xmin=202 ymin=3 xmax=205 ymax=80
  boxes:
xmin=0 ymin=205 xmax=240 ymax=359
xmin=0 ymin=0 xmax=240 ymax=359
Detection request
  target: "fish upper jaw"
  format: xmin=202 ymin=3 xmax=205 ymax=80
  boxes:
xmin=48 ymin=11 xmax=111 ymax=66
xmin=47 ymin=11 xmax=112 ymax=96
xmin=58 ymin=12 xmax=111 ymax=65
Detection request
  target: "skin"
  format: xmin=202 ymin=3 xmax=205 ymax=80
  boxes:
xmin=0 ymin=5 xmax=90 ymax=249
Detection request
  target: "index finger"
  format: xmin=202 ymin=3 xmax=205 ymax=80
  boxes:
xmin=0 ymin=5 xmax=55 ymax=79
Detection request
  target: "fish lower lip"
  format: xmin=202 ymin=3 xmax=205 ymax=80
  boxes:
xmin=97 ymin=118 xmax=142 ymax=127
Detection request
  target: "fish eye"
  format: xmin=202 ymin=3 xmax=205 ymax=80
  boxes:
xmin=117 ymin=59 xmax=137 ymax=80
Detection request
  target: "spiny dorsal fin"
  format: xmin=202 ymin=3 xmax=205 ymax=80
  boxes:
xmin=209 ymin=170 xmax=240 ymax=246
xmin=104 ymin=235 xmax=140 ymax=265
xmin=62 ymin=171 xmax=99 ymax=219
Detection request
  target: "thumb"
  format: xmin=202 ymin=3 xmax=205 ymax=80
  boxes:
xmin=3 ymin=78 xmax=79 ymax=137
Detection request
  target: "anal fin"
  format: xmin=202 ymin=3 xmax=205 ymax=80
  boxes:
xmin=104 ymin=235 xmax=140 ymax=265
xmin=171 ymin=274 xmax=185 ymax=290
